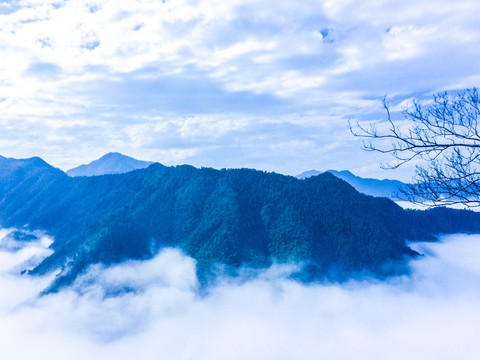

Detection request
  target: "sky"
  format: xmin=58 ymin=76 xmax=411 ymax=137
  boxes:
xmin=1 ymin=0 xmax=480 ymax=181
xmin=1 ymin=228 xmax=480 ymax=360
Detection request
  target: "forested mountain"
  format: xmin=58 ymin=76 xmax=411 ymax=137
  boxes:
xmin=296 ymin=170 xmax=407 ymax=199
xmin=1 ymin=155 xmax=479 ymax=292
xmin=67 ymin=152 xmax=153 ymax=176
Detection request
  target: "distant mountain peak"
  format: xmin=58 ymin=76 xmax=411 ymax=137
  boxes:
xmin=66 ymin=152 xmax=154 ymax=177
xmin=99 ymin=152 xmax=129 ymax=159
xmin=296 ymin=169 xmax=407 ymax=200
xmin=295 ymin=169 xmax=321 ymax=179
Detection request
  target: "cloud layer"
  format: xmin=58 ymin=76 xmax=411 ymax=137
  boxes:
xmin=1 ymin=0 xmax=480 ymax=179
xmin=1 ymin=228 xmax=480 ymax=360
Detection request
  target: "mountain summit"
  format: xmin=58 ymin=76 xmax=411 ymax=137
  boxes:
xmin=296 ymin=170 xmax=407 ymax=200
xmin=66 ymin=152 xmax=154 ymax=177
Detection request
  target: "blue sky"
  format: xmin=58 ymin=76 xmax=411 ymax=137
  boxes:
xmin=1 ymin=0 xmax=479 ymax=180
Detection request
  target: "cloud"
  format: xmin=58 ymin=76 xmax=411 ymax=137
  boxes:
xmin=24 ymin=62 xmax=63 ymax=80
xmin=0 ymin=0 xmax=479 ymax=179
xmin=1 ymin=228 xmax=480 ymax=359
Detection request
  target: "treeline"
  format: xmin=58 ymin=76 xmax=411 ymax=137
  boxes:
xmin=0 ymin=156 xmax=479 ymax=290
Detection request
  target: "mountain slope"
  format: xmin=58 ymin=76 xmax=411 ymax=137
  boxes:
xmin=296 ymin=170 xmax=322 ymax=180
xmin=296 ymin=170 xmax=407 ymax=199
xmin=66 ymin=152 xmax=153 ymax=177
xmin=1 ymin=157 xmax=479 ymax=292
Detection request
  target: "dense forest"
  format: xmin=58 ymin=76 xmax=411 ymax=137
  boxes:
xmin=1 ymin=155 xmax=480 ymax=291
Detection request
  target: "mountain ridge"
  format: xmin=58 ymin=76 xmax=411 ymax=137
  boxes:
xmin=1 ymin=156 xmax=479 ymax=292
xmin=66 ymin=152 xmax=154 ymax=177
xmin=296 ymin=169 xmax=407 ymax=200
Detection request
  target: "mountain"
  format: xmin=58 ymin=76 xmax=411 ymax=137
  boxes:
xmin=1 ymin=156 xmax=480 ymax=292
xmin=66 ymin=152 xmax=154 ymax=176
xmin=296 ymin=170 xmax=407 ymax=199
xmin=296 ymin=170 xmax=323 ymax=180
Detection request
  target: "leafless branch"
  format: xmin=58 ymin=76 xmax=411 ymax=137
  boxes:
xmin=351 ymin=88 xmax=480 ymax=207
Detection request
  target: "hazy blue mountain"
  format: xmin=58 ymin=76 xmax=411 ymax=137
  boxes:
xmin=296 ymin=170 xmax=407 ymax=199
xmin=296 ymin=170 xmax=322 ymax=180
xmin=1 ymin=156 xmax=480 ymax=292
xmin=66 ymin=152 xmax=154 ymax=177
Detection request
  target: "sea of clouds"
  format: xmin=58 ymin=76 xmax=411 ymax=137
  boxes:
xmin=0 ymin=228 xmax=479 ymax=360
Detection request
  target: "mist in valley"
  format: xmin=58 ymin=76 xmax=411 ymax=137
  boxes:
xmin=0 ymin=228 xmax=479 ymax=360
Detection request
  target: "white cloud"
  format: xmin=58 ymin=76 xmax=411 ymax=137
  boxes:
xmin=1 ymin=229 xmax=480 ymax=359
xmin=0 ymin=0 xmax=479 ymax=179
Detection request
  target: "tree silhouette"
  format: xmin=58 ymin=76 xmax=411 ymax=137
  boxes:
xmin=350 ymin=88 xmax=480 ymax=207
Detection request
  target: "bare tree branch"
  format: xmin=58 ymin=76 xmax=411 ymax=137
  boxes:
xmin=350 ymin=88 xmax=480 ymax=207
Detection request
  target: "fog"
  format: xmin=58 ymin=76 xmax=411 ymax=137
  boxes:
xmin=1 ymin=229 xmax=480 ymax=360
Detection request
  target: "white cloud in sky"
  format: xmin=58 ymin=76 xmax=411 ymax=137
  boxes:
xmin=1 ymin=229 xmax=480 ymax=359
xmin=0 ymin=0 xmax=479 ymax=179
